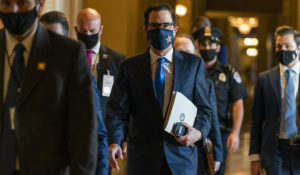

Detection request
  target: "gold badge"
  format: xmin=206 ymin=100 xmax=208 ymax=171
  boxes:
xmin=219 ymin=73 xmax=226 ymax=82
xmin=204 ymin=26 xmax=212 ymax=37
xmin=37 ymin=62 xmax=46 ymax=71
xmin=103 ymin=54 xmax=108 ymax=59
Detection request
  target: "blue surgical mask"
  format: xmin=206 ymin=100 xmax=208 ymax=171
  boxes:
xmin=147 ymin=28 xmax=174 ymax=50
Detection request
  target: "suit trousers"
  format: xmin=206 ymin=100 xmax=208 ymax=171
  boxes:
xmin=265 ymin=141 xmax=300 ymax=175
xmin=216 ymin=131 xmax=230 ymax=175
xmin=160 ymin=154 xmax=173 ymax=175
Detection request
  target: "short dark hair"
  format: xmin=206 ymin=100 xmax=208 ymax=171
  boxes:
xmin=175 ymin=34 xmax=195 ymax=47
xmin=40 ymin=11 xmax=69 ymax=36
xmin=144 ymin=4 xmax=176 ymax=28
xmin=275 ymin=25 xmax=300 ymax=46
xmin=191 ymin=16 xmax=211 ymax=32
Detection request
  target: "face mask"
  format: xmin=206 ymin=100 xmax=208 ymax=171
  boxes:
xmin=147 ymin=28 xmax=174 ymax=50
xmin=77 ymin=32 xmax=99 ymax=50
xmin=199 ymin=49 xmax=217 ymax=62
xmin=275 ymin=50 xmax=297 ymax=66
xmin=0 ymin=6 xmax=37 ymax=35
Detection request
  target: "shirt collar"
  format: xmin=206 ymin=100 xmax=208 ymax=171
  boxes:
xmin=280 ymin=60 xmax=300 ymax=76
xmin=5 ymin=25 xmax=37 ymax=56
xmin=150 ymin=47 xmax=173 ymax=65
xmin=89 ymin=41 xmax=101 ymax=54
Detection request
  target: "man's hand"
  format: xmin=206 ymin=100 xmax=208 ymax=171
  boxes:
xmin=122 ymin=142 xmax=128 ymax=157
xmin=175 ymin=122 xmax=201 ymax=146
xmin=227 ymin=132 xmax=239 ymax=153
xmin=108 ymin=144 xmax=123 ymax=170
xmin=214 ymin=161 xmax=221 ymax=172
xmin=251 ymin=160 xmax=264 ymax=175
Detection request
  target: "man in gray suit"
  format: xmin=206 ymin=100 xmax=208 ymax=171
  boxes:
xmin=0 ymin=0 xmax=98 ymax=174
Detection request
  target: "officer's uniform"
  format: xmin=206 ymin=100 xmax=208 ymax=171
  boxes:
xmin=197 ymin=27 xmax=248 ymax=175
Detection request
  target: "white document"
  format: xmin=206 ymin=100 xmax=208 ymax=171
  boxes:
xmin=164 ymin=91 xmax=197 ymax=135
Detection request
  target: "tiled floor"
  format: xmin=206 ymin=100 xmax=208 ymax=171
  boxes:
xmin=111 ymin=132 xmax=252 ymax=175
xmin=225 ymin=132 xmax=251 ymax=175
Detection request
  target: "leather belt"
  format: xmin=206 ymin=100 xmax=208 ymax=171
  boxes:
xmin=279 ymin=138 xmax=300 ymax=146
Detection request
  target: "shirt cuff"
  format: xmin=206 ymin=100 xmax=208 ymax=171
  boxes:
xmin=249 ymin=154 xmax=260 ymax=161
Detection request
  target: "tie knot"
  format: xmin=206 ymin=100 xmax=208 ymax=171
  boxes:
xmin=158 ymin=57 xmax=166 ymax=65
xmin=86 ymin=50 xmax=93 ymax=56
xmin=286 ymin=69 xmax=293 ymax=76
xmin=14 ymin=43 xmax=25 ymax=53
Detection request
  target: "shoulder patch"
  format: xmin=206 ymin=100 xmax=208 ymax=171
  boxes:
xmin=233 ymin=72 xmax=242 ymax=83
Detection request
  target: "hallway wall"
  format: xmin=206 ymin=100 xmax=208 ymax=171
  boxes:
xmin=85 ymin=0 xmax=140 ymax=57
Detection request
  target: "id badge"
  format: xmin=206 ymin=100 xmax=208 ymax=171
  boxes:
xmin=9 ymin=107 xmax=16 ymax=130
xmin=102 ymin=71 xmax=114 ymax=97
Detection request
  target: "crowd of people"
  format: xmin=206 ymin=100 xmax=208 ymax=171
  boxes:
xmin=0 ymin=0 xmax=299 ymax=175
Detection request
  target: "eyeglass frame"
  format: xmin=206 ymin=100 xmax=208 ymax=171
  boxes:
xmin=146 ymin=22 xmax=174 ymax=30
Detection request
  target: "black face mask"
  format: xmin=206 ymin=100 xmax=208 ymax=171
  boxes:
xmin=199 ymin=49 xmax=217 ymax=62
xmin=275 ymin=50 xmax=297 ymax=66
xmin=0 ymin=6 xmax=37 ymax=35
xmin=77 ymin=32 xmax=99 ymax=50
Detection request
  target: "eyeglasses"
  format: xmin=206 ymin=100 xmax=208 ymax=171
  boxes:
xmin=147 ymin=23 xmax=173 ymax=30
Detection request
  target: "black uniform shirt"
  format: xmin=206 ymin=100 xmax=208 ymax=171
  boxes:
xmin=207 ymin=60 xmax=248 ymax=131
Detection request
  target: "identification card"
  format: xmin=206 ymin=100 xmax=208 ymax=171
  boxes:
xmin=102 ymin=74 xmax=114 ymax=97
xmin=9 ymin=107 xmax=16 ymax=130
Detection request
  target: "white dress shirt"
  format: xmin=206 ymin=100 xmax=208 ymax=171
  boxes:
xmin=150 ymin=48 xmax=173 ymax=117
xmin=279 ymin=61 xmax=300 ymax=139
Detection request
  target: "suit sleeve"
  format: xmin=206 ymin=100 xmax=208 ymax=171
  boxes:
xmin=105 ymin=61 xmax=130 ymax=146
xmin=249 ymin=75 xmax=264 ymax=155
xmin=193 ymin=59 xmax=212 ymax=139
xmin=67 ymin=43 xmax=98 ymax=175
xmin=92 ymin=77 xmax=109 ymax=175
xmin=207 ymin=82 xmax=223 ymax=162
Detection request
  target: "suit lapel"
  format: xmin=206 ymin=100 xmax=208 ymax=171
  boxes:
xmin=0 ymin=29 xmax=6 ymax=130
xmin=269 ymin=66 xmax=282 ymax=114
xmin=17 ymin=24 xmax=52 ymax=107
xmin=172 ymin=49 xmax=185 ymax=92
xmin=138 ymin=50 xmax=160 ymax=109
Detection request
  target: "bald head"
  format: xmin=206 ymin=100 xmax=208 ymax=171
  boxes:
xmin=76 ymin=8 xmax=102 ymax=36
xmin=173 ymin=34 xmax=195 ymax=54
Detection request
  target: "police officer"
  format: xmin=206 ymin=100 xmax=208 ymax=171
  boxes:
xmin=196 ymin=26 xmax=248 ymax=175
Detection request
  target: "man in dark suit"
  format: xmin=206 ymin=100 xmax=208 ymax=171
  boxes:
xmin=250 ymin=26 xmax=300 ymax=175
xmin=75 ymin=8 xmax=126 ymax=123
xmin=106 ymin=4 xmax=212 ymax=175
xmin=40 ymin=11 xmax=109 ymax=175
xmin=0 ymin=0 xmax=98 ymax=174
xmin=173 ymin=34 xmax=223 ymax=174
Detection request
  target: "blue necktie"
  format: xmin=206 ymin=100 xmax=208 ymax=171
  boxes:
xmin=154 ymin=57 xmax=165 ymax=111
xmin=284 ymin=69 xmax=298 ymax=138
xmin=0 ymin=43 xmax=25 ymax=172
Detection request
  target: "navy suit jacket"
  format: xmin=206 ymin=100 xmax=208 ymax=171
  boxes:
xmin=92 ymin=77 xmax=109 ymax=175
xmin=106 ymin=48 xmax=212 ymax=175
xmin=207 ymin=80 xmax=223 ymax=162
xmin=96 ymin=45 xmax=126 ymax=122
xmin=249 ymin=66 xmax=300 ymax=168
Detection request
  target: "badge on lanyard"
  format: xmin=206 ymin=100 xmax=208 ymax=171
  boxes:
xmin=9 ymin=107 xmax=16 ymax=130
xmin=102 ymin=70 xmax=114 ymax=97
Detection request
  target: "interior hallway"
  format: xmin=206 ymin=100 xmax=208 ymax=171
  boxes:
xmin=225 ymin=132 xmax=251 ymax=175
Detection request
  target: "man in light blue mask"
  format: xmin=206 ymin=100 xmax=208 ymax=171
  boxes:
xmin=106 ymin=3 xmax=212 ymax=175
